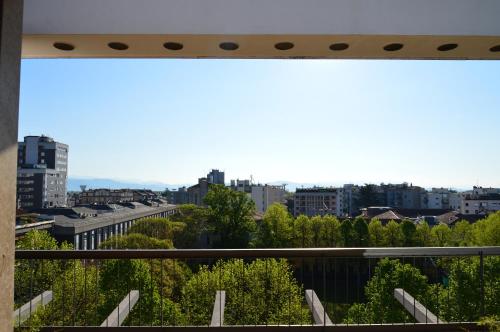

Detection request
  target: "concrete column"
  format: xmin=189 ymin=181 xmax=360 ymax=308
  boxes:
xmin=0 ymin=1 xmax=23 ymax=331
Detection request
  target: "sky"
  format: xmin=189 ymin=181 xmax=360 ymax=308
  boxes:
xmin=19 ymin=59 xmax=500 ymax=188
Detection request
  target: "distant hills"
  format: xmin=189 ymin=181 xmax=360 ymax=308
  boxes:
xmin=67 ymin=177 xmax=187 ymax=192
xmin=68 ymin=177 xmax=339 ymax=192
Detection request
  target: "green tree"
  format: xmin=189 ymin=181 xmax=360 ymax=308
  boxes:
xmin=15 ymin=230 xmax=72 ymax=306
xmin=472 ymin=212 xmax=500 ymax=246
xmin=384 ymin=220 xmax=404 ymax=247
xmin=128 ymin=218 xmax=185 ymax=241
xmin=438 ymin=257 xmax=500 ymax=322
xmin=415 ymin=222 xmax=435 ymax=246
xmin=368 ymin=219 xmax=386 ymax=247
xmin=340 ymin=219 xmax=355 ymax=247
xmin=253 ymin=203 xmax=292 ymax=248
xmin=99 ymin=259 xmax=183 ymax=326
xmin=100 ymin=233 xmax=174 ymax=249
xmin=355 ymin=184 xmax=384 ymax=209
xmin=450 ymin=220 xmax=473 ymax=246
xmin=311 ymin=216 xmax=324 ymax=247
xmin=292 ymin=215 xmax=313 ymax=247
xmin=170 ymin=204 xmax=209 ymax=248
xmin=431 ymin=224 xmax=451 ymax=246
xmin=27 ymin=260 xmax=101 ymax=328
xmin=400 ymin=219 xmax=417 ymax=246
xmin=320 ymin=215 xmax=342 ymax=247
xmin=181 ymin=259 xmax=310 ymax=325
xmin=204 ymin=185 xmax=256 ymax=248
xmin=345 ymin=258 xmax=437 ymax=324
xmin=352 ymin=217 xmax=369 ymax=246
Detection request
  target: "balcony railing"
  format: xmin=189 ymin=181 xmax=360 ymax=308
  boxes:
xmin=14 ymin=247 xmax=499 ymax=331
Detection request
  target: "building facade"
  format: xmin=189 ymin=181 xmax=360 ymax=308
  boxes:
xmin=164 ymin=187 xmax=189 ymax=204
xmin=293 ymin=187 xmax=344 ymax=217
xmin=460 ymin=191 xmax=500 ymax=215
xmin=188 ymin=178 xmax=211 ymax=206
xmin=17 ymin=135 xmax=68 ymax=209
xmin=230 ymin=179 xmax=252 ymax=193
xmin=207 ymin=169 xmax=225 ymax=185
xmin=251 ymin=184 xmax=286 ymax=214
xmin=76 ymin=189 xmax=134 ymax=205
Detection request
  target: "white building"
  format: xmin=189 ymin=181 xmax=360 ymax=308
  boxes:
xmin=460 ymin=191 xmax=500 ymax=215
xmin=294 ymin=187 xmax=344 ymax=217
xmin=250 ymin=184 xmax=286 ymax=214
xmin=422 ymin=188 xmax=459 ymax=210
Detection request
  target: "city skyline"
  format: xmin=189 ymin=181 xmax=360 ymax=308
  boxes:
xmin=19 ymin=59 xmax=500 ymax=188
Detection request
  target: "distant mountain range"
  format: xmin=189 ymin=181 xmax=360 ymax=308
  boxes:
xmin=68 ymin=177 xmax=465 ymax=193
xmin=67 ymin=177 xmax=187 ymax=192
xmin=67 ymin=177 xmax=338 ymax=192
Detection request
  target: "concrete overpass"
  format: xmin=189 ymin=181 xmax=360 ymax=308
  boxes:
xmin=1 ymin=0 xmax=500 ymax=330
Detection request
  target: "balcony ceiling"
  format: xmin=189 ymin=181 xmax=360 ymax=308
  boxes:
xmin=22 ymin=0 xmax=500 ymax=59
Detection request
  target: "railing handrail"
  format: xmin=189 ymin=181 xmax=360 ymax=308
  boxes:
xmin=15 ymin=246 xmax=500 ymax=259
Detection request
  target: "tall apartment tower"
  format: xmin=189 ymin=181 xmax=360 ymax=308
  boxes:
xmin=207 ymin=169 xmax=225 ymax=185
xmin=17 ymin=135 xmax=68 ymax=209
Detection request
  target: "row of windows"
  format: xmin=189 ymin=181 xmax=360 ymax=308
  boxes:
xmin=18 ymin=187 xmax=34 ymax=193
xmin=18 ymin=180 xmax=34 ymax=185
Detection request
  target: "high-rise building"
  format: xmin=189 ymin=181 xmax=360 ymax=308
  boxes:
xmin=251 ymin=184 xmax=286 ymax=214
xmin=207 ymin=169 xmax=225 ymax=185
xmin=17 ymin=135 xmax=68 ymax=209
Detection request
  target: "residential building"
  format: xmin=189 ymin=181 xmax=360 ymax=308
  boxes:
xmin=422 ymin=188 xmax=458 ymax=209
xmin=188 ymin=178 xmax=211 ymax=206
xmin=17 ymin=135 xmax=68 ymax=209
xmin=251 ymin=184 xmax=286 ymax=214
xmin=230 ymin=179 xmax=252 ymax=193
xmin=76 ymin=189 xmax=134 ymax=205
xmin=164 ymin=187 xmax=189 ymax=205
xmin=207 ymin=169 xmax=225 ymax=185
xmin=460 ymin=190 xmax=500 ymax=215
xmin=382 ymin=183 xmax=426 ymax=209
xmin=293 ymin=187 xmax=344 ymax=217
xmin=343 ymin=184 xmax=361 ymax=216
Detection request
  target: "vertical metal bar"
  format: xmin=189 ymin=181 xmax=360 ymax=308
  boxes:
xmin=160 ymin=259 xmax=164 ymax=326
xmin=95 ymin=260 xmax=99 ymax=327
xmin=356 ymin=259 xmax=360 ymax=325
xmin=84 ymin=259 xmax=87 ymax=326
xmin=368 ymin=257 xmax=371 ymax=325
xmin=219 ymin=259 xmax=223 ymax=327
xmin=265 ymin=258 xmax=269 ymax=326
xmin=323 ymin=256 xmax=326 ymax=327
xmin=334 ymin=257 xmax=337 ymax=325
xmin=311 ymin=258 xmax=314 ymax=326
xmin=150 ymin=259 xmax=153 ymax=327
xmin=29 ymin=259 xmax=33 ymax=328
xmin=435 ymin=256 xmax=439 ymax=324
xmin=345 ymin=257 xmax=349 ymax=326
xmin=402 ymin=256 xmax=405 ymax=325
xmin=127 ymin=260 xmax=131 ymax=327
xmin=479 ymin=251 xmax=484 ymax=317
xmin=73 ymin=259 xmax=76 ymax=326
xmin=413 ymin=257 xmax=416 ymax=325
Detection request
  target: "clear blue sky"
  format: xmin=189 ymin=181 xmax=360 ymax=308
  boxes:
xmin=19 ymin=59 xmax=500 ymax=188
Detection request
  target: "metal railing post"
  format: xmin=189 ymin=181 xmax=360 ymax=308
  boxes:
xmin=479 ymin=251 xmax=484 ymax=317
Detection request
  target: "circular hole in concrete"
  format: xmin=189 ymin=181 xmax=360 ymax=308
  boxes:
xmin=163 ymin=42 xmax=184 ymax=51
xmin=53 ymin=42 xmax=75 ymax=51
xmin=219 ymin=42 xmax=239 ymax=51
xmin=108 ymin=42 xmax=129 ymax=51
xmin=383 ymin=43 xmax=404 ymax=52
xmin=275 ymin=42 xmax=294 ymax=51
xmin=329 ymin=43 xmax=349 ymax=51
xmin=489 ymin=45 xmax=500 ymax=52
xmin=437 ymin=43 xmax=458 ymax=52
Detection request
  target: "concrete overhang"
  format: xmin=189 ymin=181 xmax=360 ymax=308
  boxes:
xmin=22 ymin=0 xmax=500 ymax=59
